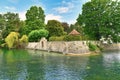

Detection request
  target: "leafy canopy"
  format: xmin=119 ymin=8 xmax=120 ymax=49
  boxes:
xmin=46 ymin=20 xmax=66 ymax=37
xmin=25 ymin=6 xmax=45 ymax=35
xmin=77 ymin=0 xmax=120 ymax=42
xmin=1 ymin=12 xmax=21 ymax=38
xmin=28 ymin=29 xmax=49 ymax=42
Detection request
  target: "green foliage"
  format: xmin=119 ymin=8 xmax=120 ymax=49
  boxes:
xmin=20 ymin=35 xmax=28 ymax=43
xmin=68 ymin=23 xmax=83 ymax=34
xmin=0 ymin=39 xmax=5 ymax=47
xmin=5 ymin=32 xmax=19 ymax=49
xmin=25 ymin=6 xmax=45 ymax=35
xmin=112 ymin=35 xmax=120 ymax=43
xmin=49 ymin=36 xmax=64 ymax=41
xmin=4 ymin=32 xmax=29 ymax=49
xmin=0 ymin=39 xmax=4 ymax=45
xmin=81 ymin=35 xmax=91 ymax=40
xmin=77 ymin=0 xmax=120 ymax=41
xmin=18 ymin=21 xmax=26 ymax=36
xmin=19 ymin=35 xmax=28 ymax=48
xmin=46 ymin=20 xmax=65 ymax=37
xmin=0 ymin=14 xmax=5 ymax=38
xmin=1 ymin=12 xmax=21 ymax=38
xmin=49 ymin=35 xmax=82 ymax=41
xmin=63 ymin=35 xmax=81 ymax=41
xmin=28 ymin=29 xmax=49 ymax=42
xmin=62 ymin=22 xmax=69 ymax=33
xmin=88 ymin=42 xmax=99 ymax=51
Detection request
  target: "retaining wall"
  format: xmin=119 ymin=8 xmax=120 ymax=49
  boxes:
xmin=26 ymin=38 xmax=120 ymax=54
xmin=26 ymin=38 xmax=90 ymax=54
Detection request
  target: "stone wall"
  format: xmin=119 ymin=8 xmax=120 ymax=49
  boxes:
xmin=26 ymin=38 xmax=90 ymax=54
xmin=27 ymin=38 xmax=120 ymax=53
xmin=101 ymin=43 xmax=120 ymax=51
xmin=26 ymin=37 xmax=48 ymax=50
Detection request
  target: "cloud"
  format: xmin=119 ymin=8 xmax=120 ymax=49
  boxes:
xmin=54 ymin=1 xmax=74 ymax=14
xmin=4 ymin=6 xmax=16 ymax=11
xmin=18 ymin=12 xmax=26 ymax=20
xmin=54 ymin=7 xmax=69 ymax=14
xmin=45 ymin=14 xmax=62 ymax=23
xmin=69 ymin=20 xmax=76 ymax=24
xmin=18 ymin=13 xmax=62 ymax=23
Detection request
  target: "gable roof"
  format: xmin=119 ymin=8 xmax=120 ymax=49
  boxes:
xmin=69 ymin=29 xmax=80 ymax=35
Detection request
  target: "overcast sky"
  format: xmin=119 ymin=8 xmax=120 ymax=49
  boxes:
xmin=0 ymin=0 xmax=90 ymax=24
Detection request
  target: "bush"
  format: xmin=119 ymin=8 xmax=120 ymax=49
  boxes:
xmin=81 ymin=35 xmax=90 ymax=40
xmin=4 ymin=32 xmax=29 ymax=49
xmin=28 ymin=29 xmax=49 ymax=42
xmin=88 ymin=42 xmax=98 ymax=51
xmin=5 ymin=32 xmax=19 ymax=49
xmin=20 ymin=35 xmax=28 ymax=43
xmin=0 ymin=39 xmax=4 ymax=45
xmin=49 ymin=36 xmax=64 ymax=41
xmin=19 ymin=35 xmax=28 ymax=48
xmin=63 ymin=35 xmax=81 ymax=41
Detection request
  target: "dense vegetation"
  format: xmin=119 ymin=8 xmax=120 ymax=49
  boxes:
xmin=28 ymin=29 xmax=49 ymax=42
xmin=46 ymin=20 xmax=66 ymax=37
xmin=0 ymin=0 xmax=120 ymax=48
xmin=77 ymin=0 xmax=120 ymax=42
xmin=5 ymin=32 xmax=28 ymax=49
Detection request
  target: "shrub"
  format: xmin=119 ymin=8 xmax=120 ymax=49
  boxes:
xmin=4 ymin=32 xmax=29 ymax=49
xmin=20 ymin=35 xmax=28 ymax=43
xmin=88 ymin=42 xmax=98 ymax=51
xmin=49 ymin=36 xmax=64 ymax=41
xmin=81 ymin=35 xmax=90 ymax=40
xmin=0 ymin=39 xmax=4 ymax=45
xmin=5 ymin=32 xmax=19 ymax=49
xmin=63 ymin=35 xmax=81 ymax=41
xmin=19 ymin=35 xmax=28 ymax=48
xmin=28 ymin=29 xmax=49 ymax=42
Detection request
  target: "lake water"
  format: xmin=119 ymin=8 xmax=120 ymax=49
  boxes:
xmin=0 ymin=49 xmax=120 ymax=80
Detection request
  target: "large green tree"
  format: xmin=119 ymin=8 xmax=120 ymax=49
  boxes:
xmin=1 ymin=12 xmax=21 ymax=38
xmin=46 ymin=20 xmax=66 ymax=37
xmin=61 ymin=22 xmax=69 ymax=33
xmin=0 ymin=14 xmax=5 ymax=39
xmin=77 ymin=0 xmax=120 ymax=42
xmin=25 ymin=6 xmax=45 ymax=35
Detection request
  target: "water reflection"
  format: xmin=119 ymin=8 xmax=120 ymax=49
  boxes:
xmin=85 ymin=51 xmax=120 ymax=80
xmin=0 ymin=49 xmax=120 ymax=80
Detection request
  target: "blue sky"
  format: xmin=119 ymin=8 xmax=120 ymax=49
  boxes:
xmin=0 ymin=0 xmax=90 ymax=24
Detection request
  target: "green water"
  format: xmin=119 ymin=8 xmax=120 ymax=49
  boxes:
xmin=0 ymin=49 xmax=120 ymax=80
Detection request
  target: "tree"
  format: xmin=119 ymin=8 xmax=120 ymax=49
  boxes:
xmin=5 ymin=32 xmax=19 ymax=48
xmin=46 ymin=20 xmax=66 ymax=37
xmin=5 ymin=32 xmax=28 ymax=49
xmin=28 ymin=29 xmax=49 ymax=42
xmin=77 ymin=0 xmax=120 ymax=42
xmin=61 ymin=22 xmax=69 ymax=33
xmin=18 ymin=21 xmax=26 ymax=36
xmin=0 ymin=14 xmax=5 ymax=39
xmin=2 ymin=12 xmax=21 ymax=38
xmin=25 ymin=6 xmax=45 ymax=35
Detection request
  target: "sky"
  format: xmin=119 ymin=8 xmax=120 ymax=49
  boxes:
xmin=0 ymin=0 xmax=90 ymax=24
